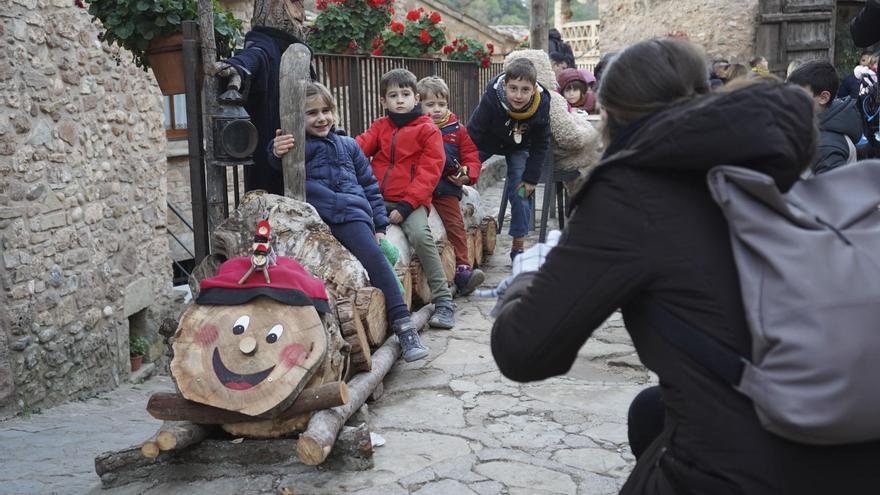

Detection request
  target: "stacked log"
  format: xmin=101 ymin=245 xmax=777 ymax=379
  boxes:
xmin=481 ymin=217 xmax=497 ymax=256
xmin=354 ymin=288 xmax=387 ymax=348
xmin=336 ymin=297 xmax=372 ymax=373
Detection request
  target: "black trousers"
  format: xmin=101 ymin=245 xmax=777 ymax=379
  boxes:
xmin=628 ymin=386 xmax=665 ymax=460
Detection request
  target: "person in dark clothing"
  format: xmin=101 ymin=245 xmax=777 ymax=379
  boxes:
xmin=851 ymin=0 xmax=880 ymax=48
xmin=490 ymin=38 xmax=880 ymax=494
xmin=219 ymin=27 xmax=307 ymax=195
xmin=548 ymin=28 xmax=576 ymax=68
xmin=788 ymin=60 xmax=863 ymax=175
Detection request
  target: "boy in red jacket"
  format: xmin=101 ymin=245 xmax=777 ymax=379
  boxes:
xmin=417 ymin=76 xmax=486 ymax=296
xmin=356 ymin=69 xmax=455 ymax=329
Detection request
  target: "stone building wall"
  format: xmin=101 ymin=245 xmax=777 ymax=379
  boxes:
xmin=0 ymin=0 xmax=173 ymax=413
xmin=598 ymin=0 xmax=761 ymax=63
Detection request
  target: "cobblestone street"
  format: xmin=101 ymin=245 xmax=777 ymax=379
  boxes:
xmin=0 ymin=183 xmax=654 ymax=494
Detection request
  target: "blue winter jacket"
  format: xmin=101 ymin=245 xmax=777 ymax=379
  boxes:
xmin=267 ymin=131 xmax=389 ymax=232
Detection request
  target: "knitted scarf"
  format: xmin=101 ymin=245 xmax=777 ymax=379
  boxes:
xmin=433 ymin=110 xmax=452 ymax=128
xmin=387 ymin=104 xmax=423 ymax=128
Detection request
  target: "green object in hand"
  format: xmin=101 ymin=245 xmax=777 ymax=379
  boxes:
xmin=379 ymin=238 xmax=405 ymax=293
xmin=517 ymin=184 xmax=527 ymax=198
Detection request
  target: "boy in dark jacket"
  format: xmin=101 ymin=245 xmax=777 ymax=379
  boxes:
xmin=416 ymin=76 xmax=486 ymax=296
xmin=356 ymin=69 xmax=455 ymax=329
xmin=467 ymin=57 xmax=552 ymax=259
xmin=788 ymin=60 xmax=863 ymax=175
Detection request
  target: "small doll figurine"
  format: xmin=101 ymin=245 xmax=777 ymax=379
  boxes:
xmin=238 ymin=220 xmax=277 ymax=284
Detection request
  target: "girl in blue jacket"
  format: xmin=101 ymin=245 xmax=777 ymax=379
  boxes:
xmin=270 ymin=82 xmax=427 ymax=362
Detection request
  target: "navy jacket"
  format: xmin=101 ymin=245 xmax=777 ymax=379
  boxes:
xmin=467 ymin=74 xmax=552 ymax=185
xmin=814 ymin=97 xmax=863 ymax=175
xmin=268 ymin=131 xmax=388 ymax=231
xmin=224 ymin=28 xmax=298 ymax=195
xmin=837 ymin=74 xmax=861 ymax=100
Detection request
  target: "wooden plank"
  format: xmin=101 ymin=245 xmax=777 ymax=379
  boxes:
xmin=279 ymin=43 xmax=312 ymax=201
xmin=760 ymin=12 xmax=832 ymax=23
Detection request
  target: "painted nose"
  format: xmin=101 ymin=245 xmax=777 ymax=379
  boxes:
xmin=239 ymin=336 xmax=257 ymax=355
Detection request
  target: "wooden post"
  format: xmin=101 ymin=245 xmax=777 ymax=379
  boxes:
xmin=197 ymin=0 xmax=229 ymax=234
xmin=279 ymin=44 xmax=312 ymax=201
xmin=530 ymin=0 xmax=550 ymax=52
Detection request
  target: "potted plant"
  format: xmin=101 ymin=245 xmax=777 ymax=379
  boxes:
xmin=83 ymin=0 xmax=243 ymax=95
xmin=129 ymin=336 xmax=150 ymax=372
xmin=373 ymin=9 xmax=446 ymax=58
xmin=443 ymin=36 xmax=494 ymax=68
xmin=308 ymin=0 xmax=393 ymax=54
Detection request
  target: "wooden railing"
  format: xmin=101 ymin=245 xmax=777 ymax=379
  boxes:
xmin=559 ymin=20 xmax=601 ymax=71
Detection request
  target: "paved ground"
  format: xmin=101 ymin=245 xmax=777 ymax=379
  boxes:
xmin=0 ymin=183 xmax=654 ymax=495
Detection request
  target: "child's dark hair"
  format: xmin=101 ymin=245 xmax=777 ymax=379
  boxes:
xmin=380 ymin=68 xmax=418 ymax=97
xmin=563 ymin=79 xmax=588 ymax=94
xmin=549 ymin=52 xmax=569 ymax=66
xmin=786 ymin=60 xmax=839 ymax=101
xmin=505 ymin=58 xmax=538 ymax=85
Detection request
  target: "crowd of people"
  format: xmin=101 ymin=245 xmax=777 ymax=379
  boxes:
xmin=215 ymin=10 xmax=880 ymax=493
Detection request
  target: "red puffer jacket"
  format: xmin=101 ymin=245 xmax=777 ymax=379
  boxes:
xmin=356 ymin=115 xmax=445 ymax=211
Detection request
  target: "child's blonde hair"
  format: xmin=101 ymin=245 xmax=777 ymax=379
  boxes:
xmin=305 ymin=82 xmax=338 ymax=126
xmin=416 ymin=76 xmax=449 ymax=100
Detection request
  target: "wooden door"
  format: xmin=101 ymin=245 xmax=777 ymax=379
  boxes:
xmin=756 ymin=0 xmax=836 ymax=76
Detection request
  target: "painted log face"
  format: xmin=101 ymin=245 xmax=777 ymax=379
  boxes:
xmin=171 ymin=298 xmax=328 ymax=417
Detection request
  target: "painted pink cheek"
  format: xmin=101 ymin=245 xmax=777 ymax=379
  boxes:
xmin=281 ymin=344 xmax=308 ymax=368
xmin=195 ymin=324 xmax=219 ymax=348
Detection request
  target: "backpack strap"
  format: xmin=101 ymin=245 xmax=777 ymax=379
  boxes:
xmin=642 ymin=300 xmax=748 ymax=386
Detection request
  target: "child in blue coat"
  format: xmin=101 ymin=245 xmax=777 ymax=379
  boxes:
xmin=270 ymin=82 xmax=427 ymax=362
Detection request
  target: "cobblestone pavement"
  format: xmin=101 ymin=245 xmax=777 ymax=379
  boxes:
xmin=0 ymin=183 xmax=654 ymax=495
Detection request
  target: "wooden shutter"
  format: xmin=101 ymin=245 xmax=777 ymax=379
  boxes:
xmin=756 ymin=0 xmax=836 ymax=76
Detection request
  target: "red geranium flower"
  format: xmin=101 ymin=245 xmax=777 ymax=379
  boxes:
xmin=373 ymin=48 xmax=383 ymax=56
xmin=475 ymin=50 xmax=483 ymax=57
xmin=458 ymin=44 xmax=468 ymax=52
xmin=406 ymin=10 xmax=421 ymax=21
xmin=315 ymin=0 xmax=327 ymax=10
xmin=348 ymin=41 xmax=358 ymax=50
xmin=371 ymin=36 xmax=383 ymax=48
xmin=389 ymin=6 xmax=395 ymax=15
xmin=419 ymin=30 xmax=431 ymax=45
xmin=452 ymin=38 xmax=459 ymax=45
xmin=486 ymin=43 xmax=494 ymax=51
xmin=429 ymin=12 xmax=442 ymax=23
xmin=390 ymin=21 xmax=405 ymax=33
xmin=481 ymin=58 xmax=490 ymax=68
xmin=442 ymin=45 xmax=454 ymax=54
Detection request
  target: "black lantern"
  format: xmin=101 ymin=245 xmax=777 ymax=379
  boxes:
xmin=211 ymin=86 xmax=258 ymax=167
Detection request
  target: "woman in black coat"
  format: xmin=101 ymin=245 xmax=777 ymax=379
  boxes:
xmin=490 ymin=38 xmax=880 ymax=494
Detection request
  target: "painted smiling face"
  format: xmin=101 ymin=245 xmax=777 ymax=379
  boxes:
xmin=171 ymin=297 xmax=328 ymax=417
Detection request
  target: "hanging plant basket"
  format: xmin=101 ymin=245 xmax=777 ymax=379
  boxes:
xmin=148 ymin=33 xmax=186 ymax=96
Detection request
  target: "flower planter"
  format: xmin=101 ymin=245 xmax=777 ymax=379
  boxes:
xmin=147 ymin=33 xmax=185 ymax=96
xmin=130 ymin=355 xmax=144 ymax=372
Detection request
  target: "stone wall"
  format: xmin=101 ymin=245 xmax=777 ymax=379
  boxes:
xmin=598 ymin=0 xmax=760 ymax=63
xmin=0 ymin=0 xmax=173 ymax=413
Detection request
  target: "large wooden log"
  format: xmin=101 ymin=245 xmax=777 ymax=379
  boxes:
xmin=296 ymin=304 xmax=433 ymax=465
xmin=480 ymin=216 xmax=497 ymax=255
xmin=440 ymin=241 xmax=456 ymax=283
xmin=279 ymin=44 xmax=312 ymax=201
xmin=336 ymin=297 xmax=371 ymax=372
xmin=355 ymin=287 xmax=387 ymax=348
xmin=146 ymin=381 xmax=349 ymax=423
xmin=466 ymin=227 xmax=477 ymax=268
xmin=324 ymin=423 xmax=373 ymax=471
xmin=410 ymin=259 xmax=433 ymax=307
xmin=397 ymin=267 xmax=412 ymax=309
xmin=171 ymin=299 xmax=328 ymax=417
xmin=471 ymin=226 xmax=483 ymax=267
xmin=221 ymin=414 xmax=311 ymax=438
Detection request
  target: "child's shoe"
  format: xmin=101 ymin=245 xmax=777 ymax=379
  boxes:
xmin=454 ymin=265 xmax=485 ymax=296
xmin=510 ymin=248 xmax=524 ymax=261
xmin=428 ymin=299 xmax=455 ymax=329
xmin=391 ymin=317 xmax=428 ymax=362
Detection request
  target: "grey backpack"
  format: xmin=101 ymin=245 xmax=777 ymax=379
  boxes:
xmin=655 ymin=162 xmax=880 ymax=445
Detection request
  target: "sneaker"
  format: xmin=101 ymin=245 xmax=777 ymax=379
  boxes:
xmin=510 ymin=248 xmax=524 ymax=262
xmin=429 ymin=299 xmax=455 ymax=329
xmin=454 ymin=265 xmax=485 ymax=296
xmin=391 ymin=317 xmax=428 ymax=362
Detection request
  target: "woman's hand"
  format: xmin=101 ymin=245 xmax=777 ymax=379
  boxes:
xmin=374 ymin=232 xmax=386 ymax=245
xmin=388 ymin=210 xmax=404 ymax=224
xmin=272 ymin=129 xmax=295 ymax=158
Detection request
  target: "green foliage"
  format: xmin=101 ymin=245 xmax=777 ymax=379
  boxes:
xmin=129 ymin=336 xmax=150 ymax=358
xmin=308 ymin=0 xmax=393 ymax=54
xmin=377 ymin=9 xmax=446 ymax=58
xmin=84 ymin=0 xmax=242 ymax=70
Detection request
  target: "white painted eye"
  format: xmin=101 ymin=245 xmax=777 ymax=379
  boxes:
xmin=266 ymin=324 xmax=283 ymax=344
xmin=232 ymin=315 xmax=250 ymax=335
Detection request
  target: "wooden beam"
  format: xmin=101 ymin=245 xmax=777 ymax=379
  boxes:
xmin=146 ymin=381 xmax=349 ymax=423
xmin=279 ymin=43 xmax=312 ymax=201
xmin=759 ymin=12 xmax=832 ymax=23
